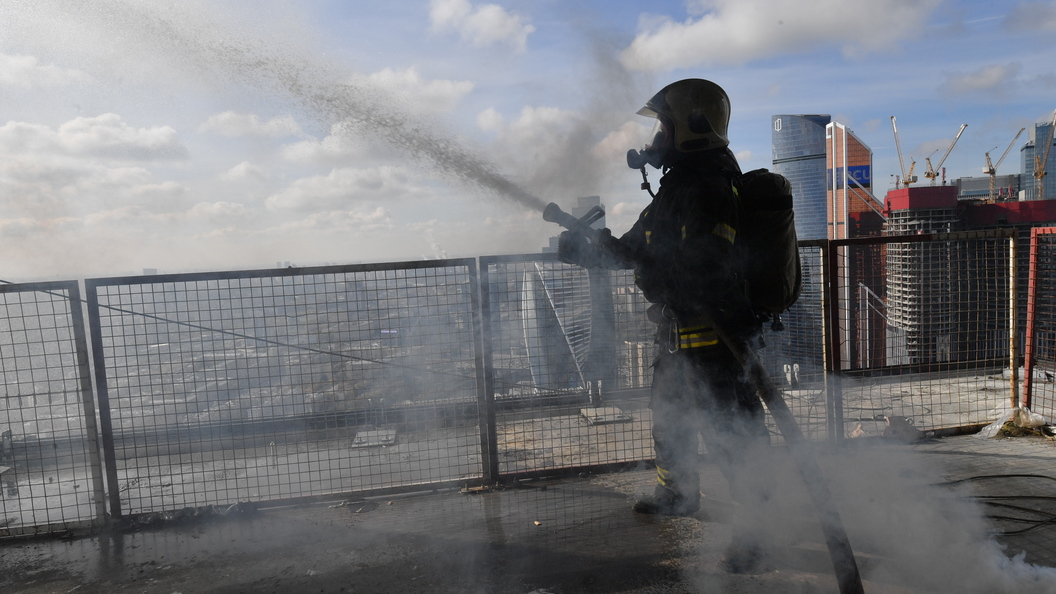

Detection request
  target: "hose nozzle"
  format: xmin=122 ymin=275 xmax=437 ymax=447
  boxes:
xmin=543 ymin=202 xmax=604 ymax=232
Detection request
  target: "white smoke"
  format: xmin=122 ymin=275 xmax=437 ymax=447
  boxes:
xmin=685 ymin=444 xmax=1056 ymax=592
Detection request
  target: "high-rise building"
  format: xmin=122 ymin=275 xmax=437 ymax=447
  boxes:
xmin=879 ymin=187 xmax=1056 ymax=368
xmin=883 ymin=186 xmax=960 ymax=366
xmin=772 ymin=116 xmax=884 ymax=240
xmin=772 ymin=115 xmax=831 ymax=241
xmin=827 ymin=122 xmax=884 ymax=239
xmin=771 ymin=116 xmax=855 ymax=376
xmin=1020 ymin=118 xmax=1056 ymax=201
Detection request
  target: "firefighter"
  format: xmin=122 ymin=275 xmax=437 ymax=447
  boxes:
xmin=557 ymin=79 xmax=773 ymax=573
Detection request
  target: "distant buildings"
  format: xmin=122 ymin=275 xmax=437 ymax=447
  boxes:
xmin=772 ymin=115 xmax=885 ymax=241
xmin=771 ymin=116 xmax=886 ymax=373
xmin=767 ymin=110 xmax=1056 ymax=370
xmin=955 ymin=174 xmax=1020 ymax=202
xmin=1020 ymin=118 xmax=1056 ymax=202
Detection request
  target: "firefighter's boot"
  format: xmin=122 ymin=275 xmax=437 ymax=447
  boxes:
xmin=632 ymin=483 xmax=700 ymax=516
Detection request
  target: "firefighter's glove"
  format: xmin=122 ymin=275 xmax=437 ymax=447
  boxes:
xmin=557 ymin=230 xmax=600 ymax=268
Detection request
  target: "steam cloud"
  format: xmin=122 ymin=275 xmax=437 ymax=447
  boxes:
xmin=687 ymin=444 xmax=1056 ymax=592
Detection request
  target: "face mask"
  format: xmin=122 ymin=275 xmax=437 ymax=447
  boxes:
xmin=626 ymin=118 xmax=667 ymax=170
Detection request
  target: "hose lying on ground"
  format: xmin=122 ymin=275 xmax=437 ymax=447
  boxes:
xmin=710 ymin=314 xmax=865 ymax=594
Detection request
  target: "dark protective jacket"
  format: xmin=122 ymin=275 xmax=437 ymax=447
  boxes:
xmin=602 ymin=150 xmax=757 ymax=349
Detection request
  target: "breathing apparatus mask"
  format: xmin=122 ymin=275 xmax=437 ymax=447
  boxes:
xmin=626 ymin=118 xmax=669 ymax=170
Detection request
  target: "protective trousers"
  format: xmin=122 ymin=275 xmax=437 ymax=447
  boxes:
xmin=649 ymin=346 xmax=773 ymax=537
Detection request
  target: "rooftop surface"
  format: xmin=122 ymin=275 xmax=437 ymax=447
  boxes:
xmin=3 ymin=433 xmax=1056 ymax=594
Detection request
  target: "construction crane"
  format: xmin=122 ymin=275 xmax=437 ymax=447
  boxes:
xmin=890 ymin=116 xmax=917 ymax=187
xmin=1034 ymin=109 xmax=1056 ymax=201
xmin=983 ymin=127 xmax=1025 ymax=202
xmin=924 ymin=123 xmax=968 ymax=185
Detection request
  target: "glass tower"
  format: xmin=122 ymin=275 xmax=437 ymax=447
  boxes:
xmin=770 ymin=115 xmax=831 ymax=380
xmin=772 ymin=114 xmax=832 ymax=241
xmin=1020 ymin=119 xmax=1056 ymax=201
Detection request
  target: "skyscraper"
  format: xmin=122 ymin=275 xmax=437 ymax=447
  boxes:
xmin=772 ymin=115 xmax=831 ymax=241
xmin=772 ymin=116 xmax=884 ymax=373
xmin=1020 ymin=118 xmax=1056 ymax=201
xmin=827 ymin=122 xmax=883 ymax=239
xmin=770 ymin=115 xmax=832 ymax=379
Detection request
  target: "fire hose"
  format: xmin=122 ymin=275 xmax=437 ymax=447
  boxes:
xmin=544 ymin=202 xmax=865 ymax=594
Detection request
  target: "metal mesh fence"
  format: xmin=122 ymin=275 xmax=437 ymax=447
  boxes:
xmin=829 ymin=231 xmax=1016 ymax=438
xmin=479 ymin=255 xmax=654 ymax=477
xmin=757 ymin=243 xmax=831 ymax=444
xmin=0 ymin=281 xmax=105 ymax=537
xmin=1 ymin=234 xmax=1024 ymax=530
xmin=478 ymin=248 xmax=833 ymax=477
xmin=1025 ymin=228 xmax=1056 ymax=420
xmin=85 ymin=262 xmax=484 ymax=517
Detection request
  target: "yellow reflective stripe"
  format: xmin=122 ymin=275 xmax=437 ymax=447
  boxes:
xmin=681 ymin=225 xmax=687 ymax=241
xmin=645 ymin=230 xmax=652 ymax=245
xmin=657 ymin=466 xmax=672 ymax=485
xmin=678 ymin=325 xmax=720 ymax=349
xmin=712 ymin=222 xmax=736 ymax=244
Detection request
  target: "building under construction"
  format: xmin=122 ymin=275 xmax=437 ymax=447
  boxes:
xmin=881 ymin=184 xmax=1056 ymax=367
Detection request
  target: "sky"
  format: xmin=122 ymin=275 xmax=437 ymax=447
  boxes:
xmin=1 ymin=0 xmax=1055 ymax=280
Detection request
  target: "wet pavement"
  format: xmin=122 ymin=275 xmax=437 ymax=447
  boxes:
xmin=2 ymin=433 xmax=1056 ymax=594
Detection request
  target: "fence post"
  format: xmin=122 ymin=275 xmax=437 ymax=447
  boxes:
xmin=1024 ymin=229 xmax=1039 ymax=410
xmin=1010 ymin=230 xmax=1019 ymax=410
xmin=475 ymin=259 xmax=499 ymax=484
xmin=68 ymin=282 xmax=109 ymax=526
xmin=823 ymin=240 xmax=845 ymax=446
xmin=83 ymin=280 xmax=123 ymax=518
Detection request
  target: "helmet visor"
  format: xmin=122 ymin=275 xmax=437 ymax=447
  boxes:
xmin=643 ymin=118 xmax=666 ymax=151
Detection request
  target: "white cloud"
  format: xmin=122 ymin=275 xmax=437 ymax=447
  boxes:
xmin=0 ymin=114 xmax=189 ymax=161
xmin=0 ymin=153 xmax=175 ymax=219
xmin=265 ymin=166 xmax=424 ymax=212
xmin=620 ymin=0 xmax=943 ymax=71
xmin=0 ymin=117 xmax=193 ymax=244
xmin=278 ymin=68 xmax=473 ymax=167
xmin=280 ymin=122 xmax=372 ymax=165
xmin=476 ymin=107 xmax=505 ymax=133
xmin=429 ymin=0 xmax=534 ymax=52
xmin=0 ymin=216 xmax=80 ymax=239
xmin=939 ymin=63 xmax=1022 ymax=97
xmin=59 ymin=114 xmax=189 ymax=160
xmin=481 ymin=104 xmax=585 ymax=176
xmin=221 ymin=161 xmax=268 ymax=182
xmin=188 ymin=201 xmax=253 ymax=220
xmin=0 ymin=121 xmax=62 ymax=155
xmin=198 ymin=111 xmax=303 ymax=138
xmin=1004 ymin=1 xmax=1056 ymax=32
xmin=592 ymin=121 xmax=648 ymax=162
xmin=507 ymin=106 xmax=568 ymax=141
xmin=362 ymin=67 xmax=474 ymax=114
xmin=268 ymin=207 xmax=394 ymax=233
xmin=0 ymin=53 xmax=94 ymax=88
